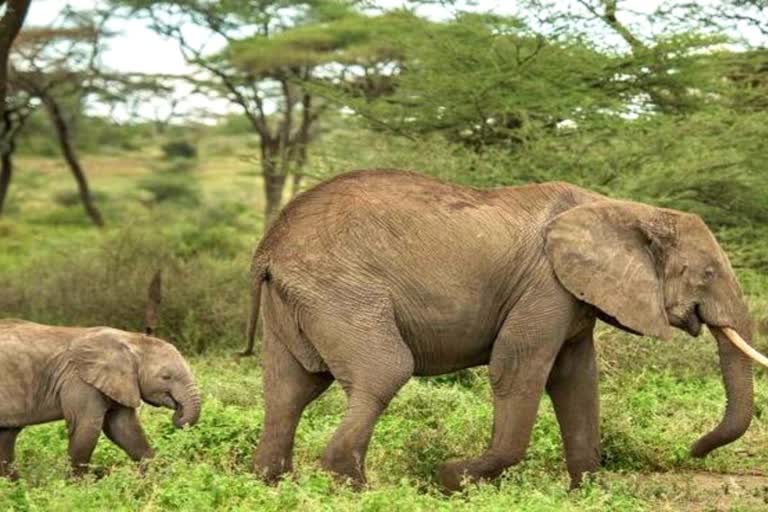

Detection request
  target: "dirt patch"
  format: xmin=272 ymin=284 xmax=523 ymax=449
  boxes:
xmin=612 ymin=471 xmax=768 ymax=511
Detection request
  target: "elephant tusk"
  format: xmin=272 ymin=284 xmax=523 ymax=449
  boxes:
xmin=721 ymin=326 xmax=768 ymax=369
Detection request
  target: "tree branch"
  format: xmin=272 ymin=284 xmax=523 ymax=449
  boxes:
xmin=577 ymin=0 xmax=646 ymax=52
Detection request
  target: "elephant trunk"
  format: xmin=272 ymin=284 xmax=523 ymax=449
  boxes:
xmin=172 ymin=381 xmax=201 ymax=428
xmin=690 ymin=324 xmax=754 ymax=457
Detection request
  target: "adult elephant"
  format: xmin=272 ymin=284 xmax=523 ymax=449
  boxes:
xmin=244 ymin=169 xmax=766 ymax=490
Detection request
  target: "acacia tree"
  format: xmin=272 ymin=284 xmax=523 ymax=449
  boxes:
xmin=337 ymin=12 xmax=623 ymax=150
xmin=0 ymin=0 xmax=32 ymax=213
xmin=340 ymin=2 xmax=768 ymax=260
xmin=0 ymin=86 xmax=32 ymax=214
xmin=118 ymin=0 xmax=410 ymax=224
xmin=3 ymin=17 xmax=110 ymax=225
xmin=0 ymin=0 xmax=31 ymax=117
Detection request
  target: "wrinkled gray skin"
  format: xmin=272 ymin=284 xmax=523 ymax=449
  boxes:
xmin=0 ymin=321 xmax=200 ymax=479
xmin=246 ymin=170 xmax=755 ymax=490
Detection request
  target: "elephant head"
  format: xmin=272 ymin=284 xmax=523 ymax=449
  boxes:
xmin=544 ymin=199 xmax=766 ymax=457
xmin=72 ymin=331 xmax=201 ymax=428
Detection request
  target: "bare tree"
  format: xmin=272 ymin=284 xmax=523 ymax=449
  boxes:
xmin=0 ymin=91 xmax=32 ymax=214
xmin=0 ymin=0 xmax=33 ymax=213
xmin=0 ymin=0 xmax=32 ymax=118
xmin=122 ymin=1 xmax=404 ymax=225
xmin=6 ymin=17 xmax=110 ymax=225
xmin=144 ymin=7 xmax=327 ymax=225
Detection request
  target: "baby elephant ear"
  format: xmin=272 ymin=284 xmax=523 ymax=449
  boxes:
xmin=71 ymin=331 xmax=141 ymax=408
xmin=544 ymin=199 xmax=675 ymax=341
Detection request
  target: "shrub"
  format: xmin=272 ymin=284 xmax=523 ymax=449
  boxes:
xmin=139 ymin=173 xmax=201 ymax=207
xmin=0 ymin=229 xmax=249 ymax=354
xmin=52 ymin=189 xmax=109 ymax=208
xmin=162 ymin=140 xmax=198 ymax=160
xmin=27 ymin=205 xmax=99 ymax=227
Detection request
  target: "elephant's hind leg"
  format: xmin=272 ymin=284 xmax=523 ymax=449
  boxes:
xmin=253 ymin=327 xmax=333 ymax=483
xmin=438 ymin=288 xmax=576 ymax=491
xmin=310 ymin=306 xmax=414 ymax=487
xmin=0 ymin=427 xmax=21 ymax=480
xmin=546 ymin=324 xmax=600 ymax=488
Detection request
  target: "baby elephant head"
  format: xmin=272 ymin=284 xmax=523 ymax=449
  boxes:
xmin=71 ymin=330 xmax=201 ymax=428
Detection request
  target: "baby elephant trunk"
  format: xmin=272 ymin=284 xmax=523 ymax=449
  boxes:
xmin=172 ymin=381 xmax=201 ymax=428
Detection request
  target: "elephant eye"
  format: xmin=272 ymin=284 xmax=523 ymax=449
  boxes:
xmin=161 ymin=373 xmax=172 ymax=381
xmin=704 ymin=267 xmax=716 ymax=280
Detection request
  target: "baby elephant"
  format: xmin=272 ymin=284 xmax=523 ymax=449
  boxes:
xmin=0 ymin=319 xmax=201 ymax=479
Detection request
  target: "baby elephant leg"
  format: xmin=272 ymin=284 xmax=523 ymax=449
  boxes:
xmin=68 ymin=416 xmax=106 ymax=477
xmin=0 ymin=428 xmax=22 ymax=480
xmin=103 ymin=407 xmax=155 ymax=468
xmin=61 ymin=382 xmax=110 ymax=477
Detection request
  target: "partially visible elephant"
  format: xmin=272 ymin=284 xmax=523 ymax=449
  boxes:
xmin=244 ymin=169 xmax=766 ymax=490
xmin=0 ymin=320 xmax=201 ymax=478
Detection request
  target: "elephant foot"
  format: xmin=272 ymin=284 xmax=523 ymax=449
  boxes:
xmin=235 ymin=350 xmax=256 ymax=359
xmin=437 ymin=454 xmax=513 ymax=492
xmin=70 ymin=464 xmax=89 ymax=479
xmin=320 ymin=452 xmax=367 ymax=489
xmin=252 ymin=457 xmax=292 ymax=485
xmin=0 ymin=464 xmax=19 ymax=481
xmin=69 ymin=464 xmax=107 ymax=481
xmin=566 ymin=460 xmax=600 ymax=490
xmin=137 ymin=458 xmax=153 ymax=477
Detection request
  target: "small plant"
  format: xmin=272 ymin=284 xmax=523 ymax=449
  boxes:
xmin=52 ymin=189 xmax=108 ymax=208
xmin=139 ymin=173 xmax=201 ymax=207
xmin=162 ymin=139 xmax=198 ymax=160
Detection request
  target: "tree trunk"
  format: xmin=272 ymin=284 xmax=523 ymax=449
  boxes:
xmin=0 ymin=0 xmax=32 ymax=215
xmin=263 ymin=165 xmax=286 ymax=227
xmin=0 ymin=146 xmax=11 ymax=215
xmin=43 ymin=94 xmax=104 ymax=227
xmin=261 ymin=142 xmax=288 ymax=227
xmin=290 ymin=172 xmax=303 ymax=198
xmin=0 ymin=105 xmax=28 ymax=216
xmin=289 ymin=92 xmax=313 ymax=199
xmin=0 ymin=0 xmax=32 ymax=119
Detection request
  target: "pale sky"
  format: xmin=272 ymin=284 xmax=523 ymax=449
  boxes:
xmin=21 ymin=0 xmax=765 ymax=122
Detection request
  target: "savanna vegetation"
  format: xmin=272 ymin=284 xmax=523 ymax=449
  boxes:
xmin=0 ymin=0 xmax=767 ymax=510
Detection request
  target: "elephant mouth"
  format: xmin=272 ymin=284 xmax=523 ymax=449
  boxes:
xmin=667 ymin=304 xmax=703 ymax=337
xmin=167 ymin=393 xmax=181 ymax=412
xmin=685 ymin=305 xmax=703 ymax=337
xmin=144 ymin=393 xmax=178 ymax=410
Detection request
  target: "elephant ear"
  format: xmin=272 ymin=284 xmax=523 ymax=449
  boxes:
xmin=544 ymin=200 xmax=675 ymax=341
xmin=71 ymin=331 xmax=141 ymax=408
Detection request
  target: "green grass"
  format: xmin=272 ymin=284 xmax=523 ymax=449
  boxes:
xmin=1 ymin=144 xmax=768 ymax=510
xmin=0 ymin=346 xmax=767 ymax=511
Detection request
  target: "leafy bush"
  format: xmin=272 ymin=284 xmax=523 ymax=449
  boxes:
xmin=139 ymin=173 xmax=201 ymax=207
xmin=27 ymin=205 xmax=100 ymax=227
xmin=164 ymin=158 xmax=199 ymax=174
xmin=0 ymin=229 xmax=249 ymax=353
xmin=169 ymin=210 xmax=249 ymax=260
xmin=52 ymin=189 xmax=109 ymax=208
xmin=162 ymin=139 xmax=198 ymax=160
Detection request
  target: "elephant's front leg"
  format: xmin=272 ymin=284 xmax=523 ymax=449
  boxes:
xmin=61 ymin=383 xmax=109 ymax=477
xmin=438 ymin=292 xmax=575 ymax=491
xmin=546 ymin=323 xmax=600 ymax=488
xmin=103 ymin=407 xmax=155 ymax=468
xmin=67 ymin=415 xmax=106 ymax=477
xmin=0 ymin=428 xmax=21 ymax=480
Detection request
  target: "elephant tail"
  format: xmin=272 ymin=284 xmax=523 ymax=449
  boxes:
xmin=144 ymin=269 xmax=162 ymax=336
xmin=240 ymin=259 xmax=268 ymax=357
